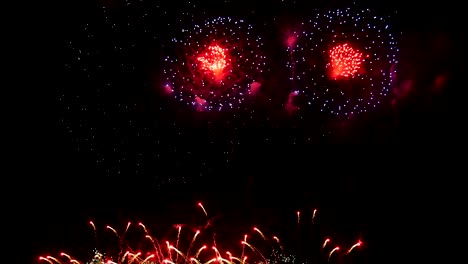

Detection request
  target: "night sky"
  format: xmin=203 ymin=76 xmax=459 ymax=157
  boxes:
xmin=29 ymin=0 xmax=461 ymax=263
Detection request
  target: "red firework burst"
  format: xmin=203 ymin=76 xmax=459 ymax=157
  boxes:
xmin=196 ymin=44 xmax=229 ymax=82
xmin=328 ymin=43 xmax=363 ymax=79
xmin=288 ymin=7 xmax=399 ymax=117
xmin=163 ymin=17 xmax=266 ymax=112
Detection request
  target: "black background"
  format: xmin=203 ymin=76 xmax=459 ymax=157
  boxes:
xmin=27 ymin=0 xmax=462 ymax=263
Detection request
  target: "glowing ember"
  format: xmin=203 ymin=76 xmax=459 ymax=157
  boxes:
xmin=328 ymin=43 xmax=363 ymax=78
xmin=39 ymin=203 xmax=365 ymax=264
xmin=197 ymin=44 xmax=228 ymax=79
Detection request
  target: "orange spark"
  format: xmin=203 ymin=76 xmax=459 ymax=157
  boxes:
xmin=198 ymin=202 xmax=208 ymax=217
xmin=39 ymin=257 xmax=53 ymax=264
xmin=46 ymin=256 xmax=62 ymax=264
xmin=197 ymin=45 xmax=228 ymax=81
xmin=328 ymin=43 xmax=363 ymax=79
xmin=328 ymin=247 xmax=340 ymax=262
xmin=124 ymin=222 xmax=131 ymax=235
xmin=312 ymin=209 xmax=317 ymax=223
xmin=89 ymin=221 xmax=96 ymax=231
xmin=195 ymin=245 xmax=207 ymax=259
xmin=139 ymin=222 xmax=148 ymax=234
xmin=170 ymin=245 xmax=185 ymax=259
xmin=106 ymin=225 xmax=119 ymax=238
xmin=347 ymin=240 xmax=362 ymax=255
xmin=190 ymin=258 xmax=202 ymax=264
xmin=143 ymin=254 xmax=155 ymax=262
xmin=186 ymin=229 xmax=200 ymax=257
xmin=128 ymin=252 xmax=141 ymax=264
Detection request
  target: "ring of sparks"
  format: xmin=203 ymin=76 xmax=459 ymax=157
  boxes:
xmin=163 ymin=16 xmax=266 ymax=112
xmin=288 ymin=7 xmax=399 ymax=117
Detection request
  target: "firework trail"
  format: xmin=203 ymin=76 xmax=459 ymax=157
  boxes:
xmin=186 ymin=230 xmax=200 ymax=258
xmin=198 ymin=203 xmax=208 ymax=219
xmin=328 ymin=247 xmax=340 ymax=262
xmin=346 ymin=240 xmax=362 ymax=255
xmin=39 ymin=204 xmax=365 ymax=264
xmin=322 ymin=238 xmax=330 ymax=249
xmin=253 ymin=227 xmax=266 ymax=241
xmin=312 ymin=209 xmax=317 ymax=224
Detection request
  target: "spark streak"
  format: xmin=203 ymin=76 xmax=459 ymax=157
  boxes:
xmin=186 ymin=230 xmax=200 ymax=257
xmin=322 ymin=238 xmax=330 ymax=249
xmin=346 ymin=240 xmax=362 ymax=255
xmin=198 ymin=203 xmax=208 ymax=218
xmin=253 ymin=227 xmax=266 ymax=240
xmin=106 ymin=225 xmax=120 ymax=239
xmin=328 ymin=247 xmax=340 ymax=262
xmin=39 ymin=257 xmax=53 ymax=264
xmin=312 ymin=209 xmax=317 ymax=224
xmin=241 ymin=241 xmax=268 ymax=264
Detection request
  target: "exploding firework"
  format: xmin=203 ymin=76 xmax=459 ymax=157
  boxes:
xmin=287 ymin=7 xmax=399 ymax=117
xmin=162 ymin=16 xmax=267 ymax=111
xmin=39 ymin=204 xmax=364 ymax=264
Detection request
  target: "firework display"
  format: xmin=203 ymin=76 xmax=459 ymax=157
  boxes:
xmin=162 ymin=16 xmax=267 ymax=111
xmin=39 ymin=203 xmax=364 ymax=264
xmin=287 ymin=7 xmax=399 ymax=117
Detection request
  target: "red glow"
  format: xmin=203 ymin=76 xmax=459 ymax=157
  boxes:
xmin=197 ymin=45 xmax=228 ymax=80
xmin=328 ymin=43 xmax=363 ymax=79
xmin=286 ymin=35 xmax=296 ymax=47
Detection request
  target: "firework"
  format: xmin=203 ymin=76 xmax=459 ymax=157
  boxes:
xmin=39 ymin=203 xmax=364 ymax=264
xmin=346 ymin=240 xmax=362 ymax=255
xmin=322 ymin=238 xmax=330 ymax=249
xmin=288 ymin=7 xmax=399 ymax=118
xmin=162 ymin=16 xmax=267 ymax=112
xmin=327 ymin=247 xmax=340 ymax=262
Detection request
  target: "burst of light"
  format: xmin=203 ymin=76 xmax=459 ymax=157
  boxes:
xmin=322 ymin=238 xmax=331 ymax=249
xmin=197 ymin=45 xmax=228 ymax=81
xmin=139 ymin=222 xmax=149 ymax=234
xmin=328 ymin=43 xmax=363 ymax=78
xmin=289 ymin=6 xmax=399 ymax=117
xmin=253 ymin=227 xmax=266 ymax=240
xmin=163 ymin=16 xmax=266 ymax=112
xmin=40 ymin=205 xmax=364 ymax=264
xmin=328 ymin=247 xmax=340 ymax=262
xmin=198 ymin=202 xmax=208 ymax=217
xmin=38 ymin=257 xmax=53 ymax=264
xmin=106 ymin=225 xmax=120 ymax=239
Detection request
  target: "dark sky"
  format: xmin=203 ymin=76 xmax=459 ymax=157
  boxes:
xmin=28 ymin=0 xmax=461 ymax=263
